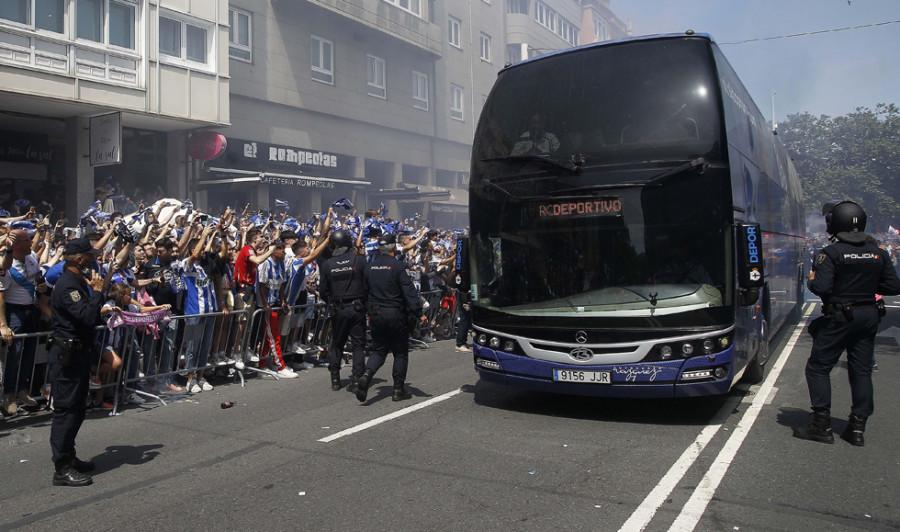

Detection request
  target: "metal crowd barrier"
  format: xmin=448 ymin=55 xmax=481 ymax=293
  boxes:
xmin=1 ymin=290 xmax=456 ymax=423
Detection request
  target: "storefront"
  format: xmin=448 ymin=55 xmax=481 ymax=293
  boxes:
xmin=198 ymin=138 xmax=369 ymax=218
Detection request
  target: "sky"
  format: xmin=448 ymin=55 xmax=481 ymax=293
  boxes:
xmin=614 ymin=0 xmax=900 ymax=122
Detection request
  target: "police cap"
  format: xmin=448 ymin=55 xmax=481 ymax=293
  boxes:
xmin=378 ymin=233 xmax=397 ymax=246
xmin=65 ymin=237 xmax=101 ymax=256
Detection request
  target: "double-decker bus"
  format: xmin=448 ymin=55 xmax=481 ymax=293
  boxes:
xmin=468 ymin=32 xmax=805 ymax=398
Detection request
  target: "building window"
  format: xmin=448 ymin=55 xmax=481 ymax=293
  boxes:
xmin=448 ymin=16 xmax=460 ymax=48
xmin=76 ymin=0 xmax=103 ymax=42
xmin=367 ymin=55 xmax=386 ymax=98
xmin=383 ymin=0 xmax=421 ymax=18
xmin=450 ymin=84 xmax=464 ymax=121
xmin=479 ymin=33 xmax=491 ymax=62
xmin=413 ymin=70 xmax=428 ymax=110
xmin=593 ymin=14 xmax=608 ymax=41
xmin=0 ymin=0 xmax=66 ymax=34
xmin=311 ymin=35 xmax=333 ymax=84
xmin=535 ymin=1 xmax=555 ymax=32
xmin=159 ymin=13 xmax=213 ymax=68
xmin=506 ymin=0 xmax=527 ymax=14
xmin=74 ymin=0 xmax=135 ymax=49
xmin=557 ymin=17 xmax=578 ymax=46
xmin=506 ymin=43 xmax=523 ymax=65
xmin=229 ymin=8 xmax=251 ymax=61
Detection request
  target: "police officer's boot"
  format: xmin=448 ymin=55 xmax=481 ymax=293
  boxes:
xmin=53 ymin=457 xmax=93 ymax=487
xmin=840 ymin=414 xmax=867 ymax=447
xmin=330 ymin=371 xmax=342 ymax=391
xmin=792 ymin=411 xmax=834 ymax=444
xmin=392 ymin=381 xmax=412 ymax=402
xmin=347 ymin=375 xmax=359 ymax=393
xmin=355 ymin=370 xmax=374 ymax=403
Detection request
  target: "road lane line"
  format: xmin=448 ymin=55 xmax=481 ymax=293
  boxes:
xmin=668 ymin=304 xmax=815 ymax=532
xmin=618 ymin=406 xmax=735 ymax=532
xmin=619 ymin=303 xmax=813 ymax=532
xmin=318 ymin=388 xmax=463 ymax=443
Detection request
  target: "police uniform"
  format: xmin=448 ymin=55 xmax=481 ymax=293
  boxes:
xmin=49 ymin=238 xmax=105 ymax=486
xmin=356 ymin=236 xmax=423 ymax=402
xmin=319 ymin=235 xmax=368 ymax=391
xmin=795 ymin=202 xmax=900 ymax=446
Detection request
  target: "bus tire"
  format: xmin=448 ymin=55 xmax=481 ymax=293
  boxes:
xmin=744 ymin=318 xmax=768 ymax=384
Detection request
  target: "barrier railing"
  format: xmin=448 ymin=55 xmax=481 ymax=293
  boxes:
xmin=1 ymin=291 xmax=457 ymax=423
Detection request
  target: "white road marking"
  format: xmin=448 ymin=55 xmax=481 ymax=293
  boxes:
xmin=618 ymin=303 xmax=813 ymax=532
xmin=318 ymin=388 xmax=463 ymax=443
xmin=667 ymin=304 xmax=814 ymax=532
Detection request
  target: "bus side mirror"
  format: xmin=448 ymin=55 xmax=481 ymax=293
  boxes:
xmin=739 ymin=287 xmax=760 ymax=307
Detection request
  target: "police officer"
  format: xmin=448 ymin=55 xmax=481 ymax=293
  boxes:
xmin=794 ymin=201 xmax=900 ymax=446
xmin=319 ymin=229 xmax=368 ymax=391
xmin=356 ymin=233 xmax=426 ymax=403
xmin=48 ymin=238 xmax=109 ymax=486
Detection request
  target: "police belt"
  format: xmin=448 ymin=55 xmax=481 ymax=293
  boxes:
xmin=824 ymin=301 xmax=877 ymax=316
xmin=368 ymin=304 xmax=403 ymax=314
xmin=49 ymin=336 xmax=84 ymax=352
xmin=330 ymin=298 xmax=365 ymax=311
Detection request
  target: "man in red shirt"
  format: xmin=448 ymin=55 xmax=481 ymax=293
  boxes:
xmin=234 ymin=227 xmax=275 ymax=364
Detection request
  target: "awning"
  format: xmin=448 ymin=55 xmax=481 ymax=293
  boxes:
xmin=200 ymin=167 xmax=371 ymax=187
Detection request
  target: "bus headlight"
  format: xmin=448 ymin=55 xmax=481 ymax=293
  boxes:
xmin=477 ymin=334 xmax=488 ymax=345
xmin=489 ymin=337 xmax=501 ymax=349
xmin=659 ymin=345 xmax=673 ymax=360
xmin=681 ymin=343 xmax=694 ymax=357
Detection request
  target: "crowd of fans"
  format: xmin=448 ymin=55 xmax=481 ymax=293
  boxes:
xmin=0 ymin=188 xmax=467 ymax=417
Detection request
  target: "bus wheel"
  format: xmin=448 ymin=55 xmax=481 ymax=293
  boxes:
xmin=744 ymin=319 xmax=768 ymax=384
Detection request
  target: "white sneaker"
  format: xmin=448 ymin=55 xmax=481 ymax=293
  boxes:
xmin=123 ymin=392 xmax=146 ymax=405
xmin=234 ymin=359 xmax=246 ymax=370
xmin=187 ymin=381 xmax=202 ymax=393
xmin=215 ymin=352 xmax=227 ymax=366
xmin=276 ymin=368 xmax=299 ymax=379
xmin=249 ymin=353 xmax=260 ymax=362
xmin=199 ymin=378 xmax=214 ymax=392
xmin=224 ymin=353 xmax=237 ymax=365
xmin=454 ymin=345 xmax=470 ymax=352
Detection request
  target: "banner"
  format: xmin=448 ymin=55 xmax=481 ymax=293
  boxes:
xmin=107 ymin=308 xmax=171 ymax=330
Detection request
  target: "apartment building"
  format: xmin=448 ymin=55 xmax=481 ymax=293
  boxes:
xmin=0 ymin=0 xmax=230 ymax=220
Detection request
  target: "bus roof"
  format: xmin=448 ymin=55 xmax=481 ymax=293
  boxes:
xmin=501 ymin=31 xmax=716 ymax=73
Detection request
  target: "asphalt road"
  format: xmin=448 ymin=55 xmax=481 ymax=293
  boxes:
xmin=2 ymin=296 xmax=899 ymax=531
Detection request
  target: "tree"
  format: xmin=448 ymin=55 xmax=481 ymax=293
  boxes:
xmin=777 ymin=103 xmax=900 ymax=231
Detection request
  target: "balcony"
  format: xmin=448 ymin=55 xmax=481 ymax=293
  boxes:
xmin=304 ymin=0 xmax=442 ymax=58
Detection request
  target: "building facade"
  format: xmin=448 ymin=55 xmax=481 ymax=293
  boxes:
xmin=1 ymin=0 xmax=629 ymax=226
xmin=0 ymin=0 xmax=231 ymax=220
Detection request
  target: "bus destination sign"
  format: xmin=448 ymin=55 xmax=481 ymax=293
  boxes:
xmin=534 ymin=198 xmax=623 ymax=219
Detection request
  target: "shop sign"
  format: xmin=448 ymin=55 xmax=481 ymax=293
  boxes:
xmin=259 ymin=174 xmax=335 ymax=189
xmin=90 ymin=112 xmax=122 ymax=166
xmin=0 ymin=132 xmax=55 ymax=164
xmin=230 ymin=139 xmax=348 ymax=173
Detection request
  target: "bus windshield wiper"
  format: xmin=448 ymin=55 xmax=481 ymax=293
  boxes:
xmin=481 ymin=154 xmax=584 ymax=175
xmin=549 ymin=157 xmax=709 ymax=196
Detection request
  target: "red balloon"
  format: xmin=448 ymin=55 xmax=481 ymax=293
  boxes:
xmin=187 ymin=132 xmax=227 ymax=160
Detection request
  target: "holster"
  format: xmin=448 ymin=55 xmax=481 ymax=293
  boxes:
xmin=50 ymin=337 xmax=82 ymax=367
xmin=876 ymin=299 xmax=886 ymax=318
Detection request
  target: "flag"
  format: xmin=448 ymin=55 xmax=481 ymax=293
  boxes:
xmin=331 ymin=197 xmax=354 ymax=210
xmin=181 ymin=200 xmax=194 ymax=211
xmin=0 ymin=208 xmax=9 ymax=217
xmin=274 ymin=198 xmax=290 ymax=210
xmin=14 ymin=199 xmax=31 ymax=213
xmin=379 ymin=202 xmax=387 ymax=216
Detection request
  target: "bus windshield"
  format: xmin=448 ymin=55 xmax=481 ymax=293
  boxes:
xmin=474 ymin=37 xmax=722 ymax=168
xmin=470 ymin=172 xmax=732 ymax=320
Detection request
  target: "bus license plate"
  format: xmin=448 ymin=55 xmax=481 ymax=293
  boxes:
xmin=553 ymin=369 xmax=611 ymax=384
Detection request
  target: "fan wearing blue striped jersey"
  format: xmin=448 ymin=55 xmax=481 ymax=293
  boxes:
xmin=256 ymin=242 xmax=297 ymax=379
xmin=179 ymin=225 xmax=218 ymax=393
xmin=282 ymin=237 xmax=330 ymax=357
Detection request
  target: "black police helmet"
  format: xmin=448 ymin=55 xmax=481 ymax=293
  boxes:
xmin=329 ymin=229 xmax=353 ymax=250
xmin=824 ymin=201 xmax=866 ymax=235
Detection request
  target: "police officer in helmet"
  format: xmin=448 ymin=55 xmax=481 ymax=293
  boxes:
xmin=319 ymin=229 xmax=368 ymax=391
xmin=356 ymin=233 xmax=426 ymax=403
xmin=794 ymin=201 xmax=900 ymax=446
